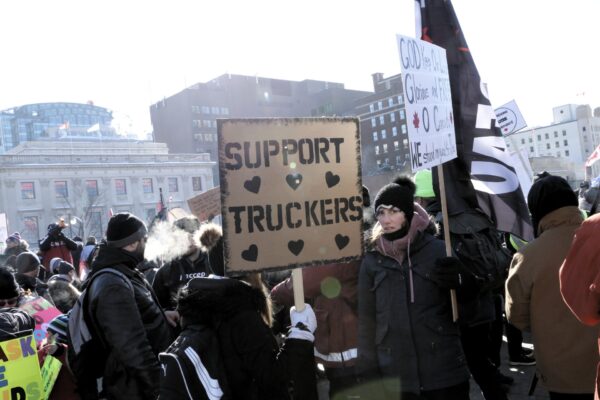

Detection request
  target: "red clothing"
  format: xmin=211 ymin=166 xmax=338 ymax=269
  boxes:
xmin=271 ymin=262 xmax=359 ymax=368
xmin=41 ymin=244 xmax=74 ymax=272
xmin=560 ymin=213 xmax=600 ymax=400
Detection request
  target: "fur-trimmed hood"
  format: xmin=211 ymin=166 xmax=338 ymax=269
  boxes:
xmin=199 ymin=223 xmax=222 ymax=251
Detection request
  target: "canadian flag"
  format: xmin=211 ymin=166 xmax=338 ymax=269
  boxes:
xmin=585 ymin=145 xmax=600 ymax=167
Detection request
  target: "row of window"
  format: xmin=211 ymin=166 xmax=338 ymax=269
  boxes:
xmin=193 ymin=133 xmax=218 ymax=142
xmin=530 ymin=148 xmax=571 ymax=158
xmin=19 ymin=177 xmax=204 ymax=200
xmin=374 ymin=139 xmax=409 ymax=155
xmin=368 ymin=95 xmax=404 ymax=113
xmin=370 ymin=109 xmax=406 ymax=128
xmin=376 ymin=154 xmax=411 ymax=167
xmin=191 ymin=106 xmax=230 ymax=115
xmin=192 ymin=120 xmax=218 ymax=129
xmin=372 ymin=125 xmax=408 ymax=141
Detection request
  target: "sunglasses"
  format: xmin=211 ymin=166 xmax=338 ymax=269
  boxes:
xmin=0 ymin=297 xmax=18 ymax=307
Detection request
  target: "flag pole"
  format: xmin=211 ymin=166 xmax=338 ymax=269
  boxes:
xmin=292 ymin=269 xmax=305 ymax=312
xmin=438 ymin=164 xmax=459 ymax=322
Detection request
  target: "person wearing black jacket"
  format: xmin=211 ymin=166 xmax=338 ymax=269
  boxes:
xmin=152 ymin=217 xmax=215 ymax=310
xmin=85 ymin=212 xmax=174 ymax=400
xmin=159 ymin=275 xmax=318 ymax=400
xmin=39 ymin=222 xmax=78 ymax=281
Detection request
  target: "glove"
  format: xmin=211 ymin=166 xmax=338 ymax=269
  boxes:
xmin=430 ymin=257 xmax=465 ymax=289
xmin=287 ymin=303 xmax=316 ymax=342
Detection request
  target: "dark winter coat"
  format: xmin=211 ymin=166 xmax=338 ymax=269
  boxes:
xmin=185 ymin=277 xmax=318 ymax=400
xmin=357 ymin=211 xmax=469 ymax=396
xmin=159 ymin=323 xmax=231 ymax=399
xmin=86 ymin=245 xmax=173 ymax=400
xmin=0 ymin=307 xmax=35 ymax=340
xmin=40 ymin=232 xmax=78 ymax=279
xmin=152 ymin=252 xmax=212 ymax=310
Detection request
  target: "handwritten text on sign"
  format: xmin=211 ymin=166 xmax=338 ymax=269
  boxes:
xmin=218 ymin=118 xmax=363 ymax=274
xmin=397 ymin=35 xmax=457 ymax=171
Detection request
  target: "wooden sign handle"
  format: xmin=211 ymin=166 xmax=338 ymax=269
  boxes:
xmin=292 ymin=269 xmax=305 ymax=312
xmin=438 ymin=164 xmax=459 ymax=322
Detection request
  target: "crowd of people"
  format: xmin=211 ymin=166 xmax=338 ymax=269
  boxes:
xmin=1 ymin=171 xmax=600 ymax=400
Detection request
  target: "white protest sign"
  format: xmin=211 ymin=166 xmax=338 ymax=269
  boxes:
xmin=495 ymin=100 xmax=527 ymax=135
xmin=397 ymin=35 xmax=457 ymax=172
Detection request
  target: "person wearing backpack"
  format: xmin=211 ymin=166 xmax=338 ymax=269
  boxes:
xmin=506 ymin=174 xmax=598 ymax=399
xmin=83 ymin=212 xmax=174 ymax=400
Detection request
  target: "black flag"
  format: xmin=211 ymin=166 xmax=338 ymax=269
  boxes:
xmin=417 ymin=0 xmax=533 ymax=241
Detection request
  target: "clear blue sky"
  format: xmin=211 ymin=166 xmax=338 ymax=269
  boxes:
xmin=1 ymin=0 xmax=598 ymax=137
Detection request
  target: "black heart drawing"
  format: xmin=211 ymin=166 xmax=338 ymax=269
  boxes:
xmin=325 ymin=171 xmax=340 ymax=188
xmin=243 ymin=176 xmax=261 ymax=194
xmin=241 ymin=245 xmax=258 ymax=262
xmin=286 ymin=173 xmax=303 ymax=190
xmin=335 ymin=234 xmax=350 ymax=250
xmin=288 ymin=240 xmax=304 ymax=256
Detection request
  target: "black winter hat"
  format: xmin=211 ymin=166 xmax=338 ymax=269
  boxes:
xmin=527 ymin=174 xmax=578 ymax=236
xmin=0 ymin=267 xmax=19 ymax=299
xmin=15 ymin=251 xmax=41 ymax=274
xmin=106 ymin=212 xmax=148 ymax=248
xmin=54 ymin=261 xmax=75 ymax=275
xmin=374 ymin=182 xmax=415 ymax=225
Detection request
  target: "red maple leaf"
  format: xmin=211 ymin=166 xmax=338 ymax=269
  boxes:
xmin=412 ymin=112 xmax=420 ymax=129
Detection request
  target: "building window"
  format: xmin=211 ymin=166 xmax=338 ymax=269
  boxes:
xmin=55 ymin=180 xmax=68 ymax=198
xmin=528 ymin=138 xmax=533 ymax=143
xmin=89 ymin=211 xmax=103 ymax=239
xmin=401 ymin=124 xmax=407 ymax=134
xmin=211 ymin=106 xmax=220 ymax=114
xmin=371 ymin=118 xmax=376 ymax=128
xmin=86 ymin=180 xmax=99 ymax=197
xmin=376 ymin=159 xmax=381 ymax=167
xmin=192 ymin=177 xmax=203 ymax=192
xmin=379 ymin=115 xmax=385 ymax=125
xmin=563 ymin=139 xmax=568 ymax=146
xmin=545 ymin=133 xmax=549 ymax=139
xmin=382 ymin=144 xmax=388 ymax=153
xmin=521 ymin=139 xmax=525 ymax=144
xmin=403 ymin=138 xmax=409 ymax=148
xmin=378 ymin=101 xmax=383 ymax=110
xmin=388 ymin=98 xmax=394 ymax=107
xmin=384 ymin=158 xmax=389 ymax=165
xmin=392 ymin=126 xmax=398 ymax=136
xmin=168 ymin=177 xmax=179 ymax=193
xmin=565 ymin=150 xmax=570 ymax=156
xmin=396 ymin=155 xmax=402 ymax=164
xmin=397 ymin=95 xmax=403 ymax=104
xmin=394 ymin=141 xmax=400 ymax=150
xmin=20 ymin=182 xmax=35 ymax=200
xmin=537 ymin=134 xmax=541 ymax=141
xmin=202 ymin=106 xmax=210 ymax=114
xmin=530 ymin=147 xmax=534 ymax=153
xmin=399 ymin=109 xmax=405 ymax=119
xmin=369 ymin=104 xmax=375 ymax=113
xmin=381 ymin=129 xmax=387 ymax=139
xmin=142 ymin=178 xmax=154 ymax=194
xmin=220 ymin=107 xmax=229 ymax=115
xmin=583 ymin=127 xmax=587 ymax=132
xmin=115 ymin=179 xmax=127 ymax=195
xmin=375 ymin=146 xmax=380 ymax=155
xmin=21 ymin=216 xmax=39 ymax=247
xmin=546 ymin=143 xmax=551 ymax=149
xmin=554 ymin=131 xmax=558 ymax=137
xmin=562 ymin=130 xmax=567 ymax=136
xmin=555 ymin=141 xmax=559 ymax=148
xmin=372 ymin=132 xmax=378 ymax=141
xmin=584 ymin=135 xmax=588 ymax=142
xmin=390 ymin=112 xmax=396 ymax=123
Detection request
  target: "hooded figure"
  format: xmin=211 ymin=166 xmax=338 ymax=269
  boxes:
xmin=15 ymin=251 xmax=49 ymax=298
xmin=356 ymin=178 xmax=472 ymax=399
xmin=159 ymin=275 xmax=318 ymax=400
xmin=506 ymin=174 xmax=598 ymax=397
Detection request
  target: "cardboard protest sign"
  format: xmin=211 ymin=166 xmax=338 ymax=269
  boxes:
xmin=187 ymin=186 xmax=221 ymax=222
xmin=218 ymin=118 xmax=363 ymax=274
xmin=0 ymin=331 xmax=43 ymax=399
xmin=19 ymin=297 xmax=62 ymax=344
xmin=397 ymin=35 xmax=457 ymax=171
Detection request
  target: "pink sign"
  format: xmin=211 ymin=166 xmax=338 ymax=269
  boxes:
xmin=19 ymin=297 xmax=63 ymax=344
